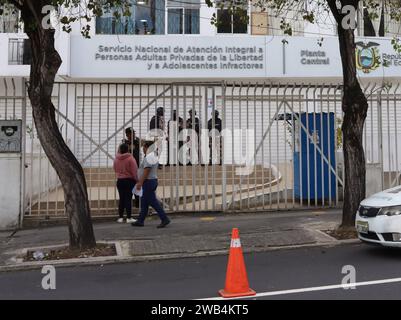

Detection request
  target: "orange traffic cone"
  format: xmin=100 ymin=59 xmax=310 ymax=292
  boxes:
xmin=219 ymin=228 xmax=256 ymax=298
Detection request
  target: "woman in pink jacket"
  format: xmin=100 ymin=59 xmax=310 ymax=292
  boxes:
xmin=113 ymin=143 xmax=138 ymax=223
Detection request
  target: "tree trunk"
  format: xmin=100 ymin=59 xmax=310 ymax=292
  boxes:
xmin=337 ymin=26 xmax=369 ymax=229
xmin=21 ymin=2 xmax=96 ymax=249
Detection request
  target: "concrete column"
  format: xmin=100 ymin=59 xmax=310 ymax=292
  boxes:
xmin=0 ymin=153 xmax=21 ymax=230
xmin=366 ymin=163 xmax=383 ymax=197
xmin=200 ymin=2 xmax=216 ymax=36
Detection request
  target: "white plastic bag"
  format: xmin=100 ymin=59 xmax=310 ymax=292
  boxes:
xmin=133 ymin=184 xmax=143 ymax=197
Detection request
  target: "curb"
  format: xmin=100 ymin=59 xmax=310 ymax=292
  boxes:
xmin=0 ymin=238 xmax=361 ymax=273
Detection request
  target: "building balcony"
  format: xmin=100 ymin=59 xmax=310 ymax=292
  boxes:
xmin=0 ymin=34 xmax=30 ymax=77
xmin=8 ymin=37 xmax=32 ymax=65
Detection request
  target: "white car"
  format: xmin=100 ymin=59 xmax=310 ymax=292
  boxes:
xmin=355 ymin=186 xmax=401 ymax=247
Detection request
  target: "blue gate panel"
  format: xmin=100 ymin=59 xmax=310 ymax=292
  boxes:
xmin=293 ymin=112 xmax=336 ymax=201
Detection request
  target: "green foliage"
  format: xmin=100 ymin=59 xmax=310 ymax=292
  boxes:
xmin=1 ymin=0 xmax=134 ymax=38
xmin=2 ymin=0 xmax=400 ymax=39
xmin=208 ymin=0 xmax=249 ymax=28
xmin=249 ymin=0 xmax=400 ymax=37
xmin=280 ymin=18 xmax=292 ymax=35
xmin=391 ymin=37 xmax=401 ymax=53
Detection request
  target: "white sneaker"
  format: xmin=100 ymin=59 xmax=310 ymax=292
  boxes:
xmin=117 ymin=218 xmax=124 ymax=223
xmin=126 ymin=218 xmax=137 ymax=224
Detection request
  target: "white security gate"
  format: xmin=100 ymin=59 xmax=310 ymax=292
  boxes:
xmin=1 ymin=79 xmax=401 ymax=222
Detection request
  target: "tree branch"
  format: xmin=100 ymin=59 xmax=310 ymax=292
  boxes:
xmin=327 ymin=0 xmax=342 ymax=24
xmin=7 ymin=0 xmax=23 ymax=10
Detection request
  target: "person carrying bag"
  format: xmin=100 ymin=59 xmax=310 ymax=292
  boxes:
xmin=131 ymin=140 xmax=171 ymax=228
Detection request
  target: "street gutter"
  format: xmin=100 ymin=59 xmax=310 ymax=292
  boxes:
xmin=0 ymin=238 xmax=360 ymax=273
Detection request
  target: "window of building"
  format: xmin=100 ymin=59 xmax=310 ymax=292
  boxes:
xmin=167 ymin=0 xmax=200 ymax=34
xmin=363 ymin=7 xmax=385 ymax=37
xmin=96 ymin=0 xmax=165 ymax=35
xmin=8 ymin=38 xmax=31 ymax=65
xmin=216 ymin=1 xmax=248 ymax=34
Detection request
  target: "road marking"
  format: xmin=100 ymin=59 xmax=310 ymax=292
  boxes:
xmin=200 ymin=217 xmax=216 ymax=221
xmin=312 ymin=211 xmax=326 ymax=215
xmin=199 ymin=277 xmax=401 ymax=300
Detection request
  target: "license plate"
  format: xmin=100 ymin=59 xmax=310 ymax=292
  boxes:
xmin=356 ymin=221 xmax=369 ymax=234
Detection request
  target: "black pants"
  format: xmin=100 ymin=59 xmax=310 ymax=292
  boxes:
xmin=117 ymin=178 xmax=136 ymax=218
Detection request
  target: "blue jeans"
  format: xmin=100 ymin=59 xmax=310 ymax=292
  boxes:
xmin=138 ymin=179 xmax=168 ymax=223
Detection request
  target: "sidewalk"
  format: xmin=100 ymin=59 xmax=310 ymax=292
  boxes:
xmin=0 ymin=209 xmax=357 ymax=271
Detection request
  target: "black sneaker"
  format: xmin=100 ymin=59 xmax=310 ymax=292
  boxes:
xmin=131 ymin=221 xmax=144 ymax=227
xmin=157 ymin=219 xmax=170 ymax=229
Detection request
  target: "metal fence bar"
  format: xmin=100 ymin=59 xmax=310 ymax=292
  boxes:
xmin=290 ymin=85 xmax=296 ymax=209
xmin=312 ymin=85 xmax=318 ymax=207
xmin=89 ymin=84 xmax=94 ymax=214
xmin=221 ymin=82 xmax=227 ymax=211
xmin=19 ymin=79 xmax=27 ymax=224
xmin=327 ymin=85 xmax=333 ymax=207
xmin=386 ymin=87 xmax=391 ymax=189
xmin=230 ymin=83 xmax=235 ymax=210
xmin=211 ymin=87 xmax=214 ymax=210
xmin=191 ymin=85 xmax=196 ymax=211
xmin=268 ymin=84 xmax=273 ymax=210
xmin=261 ymin=83 xmax=266 ymax=210
xmin=203 ymin=85 xmax=208 ymax=211
xmin=298 ymin=85 xmax=303 ymax=208
xmin=319 ymin=86 xmax=324 ymax=208
xmin=253 ymin=84 xmax=258 ymax=209
xmin=175 ymin=85 xmax=180 ymax=211
xmin=275 ymin=86 xmax=280 ymax=210
xmin=97 ymin=84 xmax=102 ymax=213
xmin=162 ymin=84 xmax=167 ymax=209
xmin=377 ymin=87 xmax=384 ymax=190
xmin=392 ymin=84 xmax=400 ymax=187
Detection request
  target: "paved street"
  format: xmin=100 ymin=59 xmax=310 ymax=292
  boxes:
xmin=1 ymin=243 xmax=401 ymax=300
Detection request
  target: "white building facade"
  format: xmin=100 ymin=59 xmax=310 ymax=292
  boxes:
xmin=1 ymin=0 xmax=401 ymax=228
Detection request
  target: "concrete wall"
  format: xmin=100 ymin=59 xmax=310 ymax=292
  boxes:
xmin=0 ymin=33 xmax=69 ymax=78
xmin=0 ymin=153 xmax=21 ymax=230
xmin=24 ymin=151 xmax=60 ymax=211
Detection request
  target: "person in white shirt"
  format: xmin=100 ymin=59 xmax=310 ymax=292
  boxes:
xmin=131 ymin=140 xmax=171 ymax=228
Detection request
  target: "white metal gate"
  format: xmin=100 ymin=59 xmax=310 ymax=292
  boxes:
xmin=1 ymin=79 xmax=401 ymax=222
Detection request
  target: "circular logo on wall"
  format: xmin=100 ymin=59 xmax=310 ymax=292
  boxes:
xmin=5 ymin=127 xmax=15 ymax=137
xmin=356 ymin=41 xmax=381 ymax=73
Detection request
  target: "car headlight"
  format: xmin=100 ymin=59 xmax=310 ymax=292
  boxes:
xmin=378 ymin=206 xmax=401 ymax=216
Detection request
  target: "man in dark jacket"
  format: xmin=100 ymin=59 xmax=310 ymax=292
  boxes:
xmin=186 ymin=109 xmax=201 ymax=165
xmin=207 ymin=110 xmax=222 ymax=133
xmin=208 ymin=110 xmax=222 ymax=165
xmin=186 ymin=109 xmax=200 ymax=136
xmin=150 ymin=107 xmax=165 ymax=131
